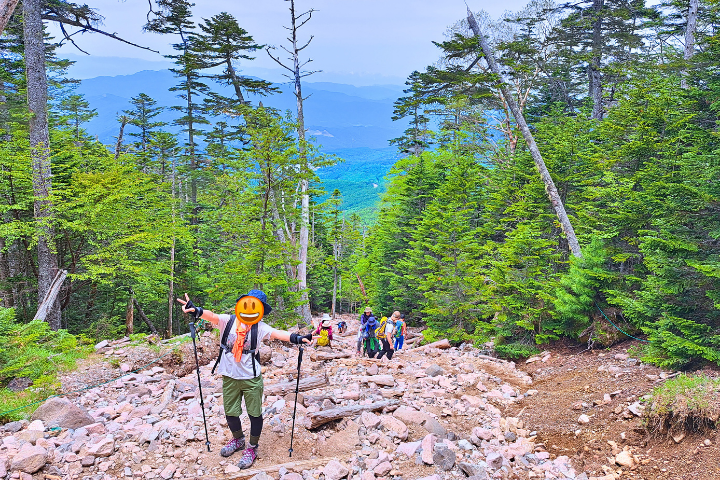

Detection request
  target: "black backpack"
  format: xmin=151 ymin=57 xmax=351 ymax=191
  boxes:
xmin=211 ymin=315 xmax=261 ymax=377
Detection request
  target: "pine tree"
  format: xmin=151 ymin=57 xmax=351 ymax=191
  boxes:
xmin=124 ymin=93 xmax=165 ymax=169
xmin=57 ymin=94 xmax=96 ymax=141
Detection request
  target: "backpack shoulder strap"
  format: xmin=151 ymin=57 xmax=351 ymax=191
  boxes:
xmin=211 ymin=315 xmax=236 ymax=375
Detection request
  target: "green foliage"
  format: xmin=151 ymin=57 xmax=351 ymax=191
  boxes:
xmin=494 ymin=343 xmax=541 ymax=360
xmin=0 ymin=308 xmax=89 ymax=421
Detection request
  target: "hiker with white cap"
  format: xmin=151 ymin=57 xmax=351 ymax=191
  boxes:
xmin=177 ymin=290 xmax=314 ymax=470
xmin=314 ymin=313 xmax=334 ymax=348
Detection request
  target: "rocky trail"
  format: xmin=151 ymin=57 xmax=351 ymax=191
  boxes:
xmin=0 ymin=316 xmax=715 ymax=480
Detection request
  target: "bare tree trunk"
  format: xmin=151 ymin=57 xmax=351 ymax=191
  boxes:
xmin=467 ymin=8 xmax=583 ymax=258
xmin=132 ymin=294 xmax=159 ymax=335
xmin=681 ymin=0 xmax=699 ymax=89
xmin=0 ymin=237 xmax=12 ymax=307
xmin=0 ymin=0 xmax=19 ymax=36
xmin=125 ymin=295 xmax=134 ymax=335
xmin=589 ymin=0 xmax=604 ymax=120
xmin=167 ymin=237 xmax=175 ymax=338
xmin=115 ymin=116 xmax=128 ymax=160
xmin=24 ymin=0 xmax=62 ymax=330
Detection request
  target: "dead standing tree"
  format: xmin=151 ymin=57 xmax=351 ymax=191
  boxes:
xmin=267 ymin=0 xmax=320 ymax=326
xmin=466 ymin=7 xmax=583 ymax=258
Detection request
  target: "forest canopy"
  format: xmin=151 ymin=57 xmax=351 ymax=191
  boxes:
xmin=0 ymin=0 xmax=718 ymax=371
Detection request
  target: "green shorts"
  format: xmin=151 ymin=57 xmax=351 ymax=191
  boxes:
xmin=222 ymin=375 xmax=264 ymax=418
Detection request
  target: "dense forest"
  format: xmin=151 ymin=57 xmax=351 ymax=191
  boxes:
xmin=0 ymin=0 xmax=719 ymax=384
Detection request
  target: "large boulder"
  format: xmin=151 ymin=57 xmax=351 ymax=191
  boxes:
xmin=31 ymin=397 xmax=94 ymax=429
xmin=10 ymin=443 xmax=47 ymax=473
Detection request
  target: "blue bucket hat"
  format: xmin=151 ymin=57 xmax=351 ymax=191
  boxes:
xmin=236 ymin=289 xmax=272 ymax=315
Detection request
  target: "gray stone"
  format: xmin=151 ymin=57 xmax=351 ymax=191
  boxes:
xmin=433 ymin=447 xmax=456 ymax=471
xmin=127 ymin=386 xmax=151 ymax=397
xmin=425 ymin=365 xmax=445 ymax=377
xmin=485 ymin=452 xmax=503 ymax=469
xmin=504 ymin=431 xmax=517 ymax=442
xmin=3 ymin=421 xmax=25 ymax=433
xmin=459 ymin=462 xmax=488 ymax=478
xmin=81 ymin=455 xmax=96 ymax=467
xmin=421 ymin=417 xmax=447 ymax=437
xmin=31 ymin=397 xmax=94 ymax=429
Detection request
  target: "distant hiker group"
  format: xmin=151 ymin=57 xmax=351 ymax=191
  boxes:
xmin=356 ymin=307 xmax=406 ymax=359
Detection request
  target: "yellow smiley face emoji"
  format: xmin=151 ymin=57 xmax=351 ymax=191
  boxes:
xmin=235 ymin=295 xmax=264 ymax=325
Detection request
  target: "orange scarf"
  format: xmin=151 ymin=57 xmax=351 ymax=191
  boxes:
xmin=232 ymin=320 xmax=251 ymax=363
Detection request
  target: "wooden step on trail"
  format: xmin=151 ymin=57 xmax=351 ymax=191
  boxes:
xmin=224 ymin=457 xmax=338 ymax=479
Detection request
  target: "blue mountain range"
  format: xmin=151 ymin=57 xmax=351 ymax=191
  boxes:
xmin=76 ymin=69 xmax=406 ymax=220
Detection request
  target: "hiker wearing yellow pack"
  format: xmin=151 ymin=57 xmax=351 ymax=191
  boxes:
xmin=314 ymin=313 xmax=334 ymax=348
xmin=177 ymin=290 xmax=313 ymax=470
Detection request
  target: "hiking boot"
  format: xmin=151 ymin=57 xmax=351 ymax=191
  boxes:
xmin=237 ymin=445 xmax=257 ymax=469
xmin=220 ymin=437 xmax=245 ymax=457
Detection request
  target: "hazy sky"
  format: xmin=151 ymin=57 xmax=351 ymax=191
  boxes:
xmin=49 ymin=0 xmax=531 ymax=84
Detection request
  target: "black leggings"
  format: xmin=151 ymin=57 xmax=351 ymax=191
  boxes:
xmin=226 ymin=414 xmax=263 ymax=445
xmin=376 ymin=338 xmax=394 ymax=360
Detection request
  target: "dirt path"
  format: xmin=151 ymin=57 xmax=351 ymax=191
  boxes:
xmin=509 ymin=340 xmax=720 ymax=480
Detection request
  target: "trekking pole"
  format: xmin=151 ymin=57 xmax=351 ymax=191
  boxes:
xmin=288 ymin=344 xmax=304 ymax=457
xmin=189 ymin=321 xmax=212 ymax=452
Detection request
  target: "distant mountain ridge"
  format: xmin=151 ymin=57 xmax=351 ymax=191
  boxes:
xmin=76 ymin=70 xmax=406 ymax=150
xmin=76 ymin=70 xmax=406 ymax=220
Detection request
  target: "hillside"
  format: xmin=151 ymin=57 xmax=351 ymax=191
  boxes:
xmin=75 ymin=70 xmax=405 ymax=219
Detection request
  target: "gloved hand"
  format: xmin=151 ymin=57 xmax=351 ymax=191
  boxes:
xmin=290 ymin=333 xmax=313 ymax=344
xmin=185 ymin=299 xmax=204 ymax=319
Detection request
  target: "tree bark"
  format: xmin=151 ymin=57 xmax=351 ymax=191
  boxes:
xmin=681 ymin=0 xmax=699 ymax=89
xmin=410 ymin=338 xmax=451 ymax=351
xmin=225 ymin=458 xmax=339 ymax=480
xmin=264 ymin=374 xmax=328 ymax=396
xmin=167 ymin=237 xmax=175 ymax=338
xmin=305 ymin=400 xmax=399 ymax=429
xmin=24 ymin=0 xmax=62 ymax=330
xmin=0 ymin=0 xmax=19 ymax=36
xmin=125 ymin=295 xmax=134 ymax=335
xmin=33 ymin=269 xmax=66 ymax=323
xmin=467 ymin=9 xmax=583 ymax=259
xmin=283 ymin=0 xmax=312 ymax=327
xmin=132 ymin=294 xmax=159 ymax=335
xmin=115 ymin=116 xmax=128 ymax=160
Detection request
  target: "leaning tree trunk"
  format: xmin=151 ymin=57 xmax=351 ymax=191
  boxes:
xmin=24 ymin=0 xmax=62 ymax=330
xmin=466 ymin=8 xmax=583 ymax=258
xmin=681 ymin=0 xmax=699 ymax=89
xmin=0 ymin=0 xmax=19 ymax=36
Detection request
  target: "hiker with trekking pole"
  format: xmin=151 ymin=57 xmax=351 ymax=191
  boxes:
xmin=178 ymin=290 xmax=314 ymax=470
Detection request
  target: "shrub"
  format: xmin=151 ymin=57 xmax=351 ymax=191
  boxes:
xmin=644 ymin=374 xmax=720 ymax=438
xmin=0 ymin=307 xmax=90 ymax=421
xmin=494 ymin=342 xmax=541 ymax=360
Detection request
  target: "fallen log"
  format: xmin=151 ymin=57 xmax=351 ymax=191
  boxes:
xmin=264 ymin=374 xmax=328 ymax=396
xmin=311 ymin=350 xmax=352 ymax=361
xmin=303 ymin=394 xmax=338 ymax=406
xmin=305 ymin=400 xmax=399 ymax=429
xmin=354 ymin=375 xmax=395 ymax=387
xmin=33 ymin=269 xmax=67 ymax=323
xmin=411 ymin=338 xmax=451 ymax=351
xmin=225 ymin=457 xmax=338 ymax=480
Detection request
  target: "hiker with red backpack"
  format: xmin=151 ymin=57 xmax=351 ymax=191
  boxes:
xmin=177 ymin=290 xmax=313 ymax=470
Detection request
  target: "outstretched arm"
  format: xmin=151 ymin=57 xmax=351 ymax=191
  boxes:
xmin=271 ymin=330 xmax=315 ymax=344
